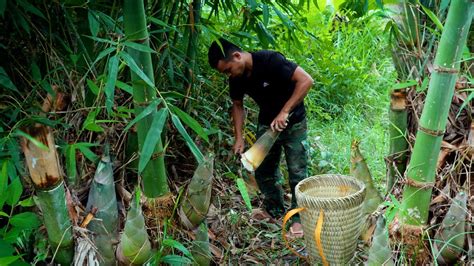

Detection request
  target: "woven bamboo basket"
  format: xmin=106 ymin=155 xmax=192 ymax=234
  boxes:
xmin=283 ymin=174 xmax=366 ymax=265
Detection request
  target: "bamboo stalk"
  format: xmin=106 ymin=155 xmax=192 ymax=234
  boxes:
xmin=86 ymin=148 xmax=118 ymax=265
xmin=124 ymin=0 xmax=169 ymax=198
xmin=20 ymin=125 xmax=74 ymax=265
xmin=387 ymin=89 xmax=408 ymax=191
xmin=433 ymin=191 xmax=467 ymax=264
xmin=399 ymin=0 xmax=473 ymax=228
xmin=179 ymin=155 xmax=214 ymax=229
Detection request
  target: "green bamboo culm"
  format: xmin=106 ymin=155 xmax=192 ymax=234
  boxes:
xmin=37 ymin=183 xmax=74 ymax=264
xmin=433 ymin=191 xmax=467 ymax=264
xmin=86 ymin=148 xmax=118 ymax=265
xmin=119 ymin=191 xmax=152 ymax=264
xmin=367 ymin=215 xmax=394 ymax=266
xmin=184 ymin=0 xmax=202 ymax=101
xmin=179 ymin=155 xmax=214 ymax=229
xmin=387 ymin=89 xmax=408 ymax=192
xmin=399 ymin=0 xmax=473 ymax=228
xmin=123 ymin=0 xmax=169 ymax=198
xmin=191 ymin=221 xmax=211 ymax=266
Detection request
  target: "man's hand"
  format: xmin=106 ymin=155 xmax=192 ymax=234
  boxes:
xmin=270 ymin=111 xmax=289 ymax=132
xmin=233 ymin=137 xmax=245 ymax=154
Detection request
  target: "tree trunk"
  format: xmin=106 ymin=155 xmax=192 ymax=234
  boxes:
xmin=123 ymin=0 xmax=169 ymax=198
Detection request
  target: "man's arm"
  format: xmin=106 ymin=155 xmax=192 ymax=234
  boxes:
xmin=232 ymin=99 xmax=245 ymax=154
xmin=271 ymin=66 xmax=314 ymax=132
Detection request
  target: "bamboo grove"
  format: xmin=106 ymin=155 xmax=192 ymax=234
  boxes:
xmin=0 ymin=0 xmax=473 ymax=264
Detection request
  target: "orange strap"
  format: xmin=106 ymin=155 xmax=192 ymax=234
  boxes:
xmin=282 ymin=207 xmax=307 ymax=260
xmin=314 ymin=209 xmax=328 ymax=266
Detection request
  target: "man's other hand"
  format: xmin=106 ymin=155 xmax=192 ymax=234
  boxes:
xmin=233 ymin=137 xmax=245 ymax=154
xmin=271 ymin=112 xmax=289 ymax=132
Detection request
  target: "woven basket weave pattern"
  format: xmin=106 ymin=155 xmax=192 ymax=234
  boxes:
xmin=295 ymin=174 xmax=366 ymax=265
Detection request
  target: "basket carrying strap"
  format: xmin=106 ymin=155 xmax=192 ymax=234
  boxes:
xmin=282 ymin=208 xmax=328 ymax=266
xmin=314 ymin=209 xmax=328 ymax=266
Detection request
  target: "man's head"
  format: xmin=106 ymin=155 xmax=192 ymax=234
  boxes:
xmin=208 ymin=38 xmax=247 ymax=78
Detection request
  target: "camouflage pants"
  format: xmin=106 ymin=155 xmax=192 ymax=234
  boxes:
xmin=255 ymin=118 xmax=308 ymax=220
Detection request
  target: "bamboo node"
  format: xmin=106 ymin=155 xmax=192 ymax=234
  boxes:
xmin=433 ymin=65 xmax=458 ymax=74
xmin=418 ymin=125 xmax=445 ymax=137
xmin=404 ymin=178 xmax=434 ymax=189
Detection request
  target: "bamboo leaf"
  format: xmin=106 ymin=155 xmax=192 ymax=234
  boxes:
xmin=0 ymin=67 xmax=18 ymax=92
xmin=119 ymin=51 xmax=155 ymax=89
xmin=0 ymin=162 xmax=8 ymax=210
xmin=105 ymin=55 xmax=119 ymax=114
xmin=10 ymin=212 xmax=41 ymax=230
xmin=88 ymin=10 xmax=100 ymax=37
xmin=18 ymin=197 xmax=35 ymax=207
xmin=0 ymin=256 xmax=21 ymax=265
xmin=124 ymin=99 xmax=161 ymax=131
xmin=30 ymin=62 xmax=41 ymax=82
xmin=116 ymin=80 xmax=133 ymax=95
xmin=14 ymin=130 xmax=49 ymax=151
xmin=392 ymin=80 xmax=417 ymax=90
xmin=161 ymin=255 xmax=192 ymax=265
xmin=123 ymin=41 xmax=157 ymax=54
xmin=65 ymin=144 xmax=76 ymax=184
xmin=17 ymin=0 xmax=46 ymax=20
xmin=93 ymin=47 xmax=116 ymax=66
xmin=420 ymin=3 xmax=443 ymax=31
xmin=171 ymin=114 xmax=204 ymax=164
xmin=169 ymin=105 xmax=209 ymax=143
xmin=83 ymin=110 xmax=104 ymax=132
xmin=236 ymin=178 xmax=252 ymax=211
xmin=6 ymin=178 xmax=22 ymax=206
xmin=85 ymin=35 xmax=118 ymax=45
xmin=162 ymin=239 xmax=192 ymax=258
xmin=0 ymin=0 xmax=5 ymax=17
xmin=76 ymin=143 xmax=99 ymax=162
xmin=139 ymin=109 xmax=168 ymax=173
xmin=262 ymin=4 xmax=270 ymax=26
xmin=87 ymin=79 xmax=101 ymax=96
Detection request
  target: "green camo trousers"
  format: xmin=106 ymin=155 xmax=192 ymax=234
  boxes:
xmin=255 ymin=118 xmax=308 ymax=219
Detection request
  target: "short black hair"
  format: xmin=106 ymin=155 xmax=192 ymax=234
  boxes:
xmin=208 ymin=38 xmax=242 ymax=69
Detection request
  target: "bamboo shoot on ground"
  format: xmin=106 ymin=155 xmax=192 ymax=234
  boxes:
xmin=350 ymin=140 xmax=383 ymax=216
xmin=86 ymin=148 xmax=118 ymax=265
xmin=367 ymin=215 xmax=394 ymax=266
xmin=119 ymin=191 xmax=152 ymax=264
xmin=191 ymin=221 xmax=211 ymax=266
xmin=433 ymin=191 xmax=467 ymax=264
xmin=180 ymin=155 xmax=214 ymax=229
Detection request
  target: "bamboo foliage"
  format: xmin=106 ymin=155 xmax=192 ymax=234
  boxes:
xmin=123 ymin=0 xmax=169 ymax=198
xmin=179 ymin=155 xmax=214 ymax=229
xmin=86 ymin=148 xmax=118 ymax=265
xmin=433 ymin=191 xmax=467 ymax=264
xmin=398 ymin=0 xmax=473 ymax=229
xmin=20 ymin=125 xmax=74 ymax=265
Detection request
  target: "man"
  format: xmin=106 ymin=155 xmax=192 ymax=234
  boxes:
xmin=208 ymin=38 xmax=313 ymax=237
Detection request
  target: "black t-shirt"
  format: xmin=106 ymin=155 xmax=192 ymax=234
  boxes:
xmin=229 ymin=50 xmax=306 ymax=126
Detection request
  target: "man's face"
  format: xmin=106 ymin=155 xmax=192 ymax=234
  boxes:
xmin=216 ymin=52 xmax=245 ymax=78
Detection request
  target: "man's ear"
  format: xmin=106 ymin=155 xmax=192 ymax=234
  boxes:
xmin=232 ymin=51 xmax=241 ymax=60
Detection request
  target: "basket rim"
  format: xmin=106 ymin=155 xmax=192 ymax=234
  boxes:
xmin=295 ymin=174 xmax=366 ymax=203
